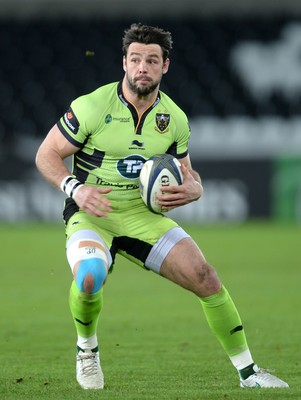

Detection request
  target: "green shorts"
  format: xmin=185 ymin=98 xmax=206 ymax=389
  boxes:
xmin=65 ymin=197 xmax=188 ymax=272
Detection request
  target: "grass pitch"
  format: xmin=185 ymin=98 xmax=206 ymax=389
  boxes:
xmin=0 ymin=221 xmax=300 ymax=399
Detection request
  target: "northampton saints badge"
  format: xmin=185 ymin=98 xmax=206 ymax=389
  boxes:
xmin=155 ymin=113 xmax=170 ymax=133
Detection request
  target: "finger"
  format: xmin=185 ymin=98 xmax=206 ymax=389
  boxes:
xmin=159 ymin=184 xmax=184 ymax=193
xmin=180 ymin=163 xmax=190 ymax=178
xmin=95 ymin=196 xmax=112 ymax=210
xmin=157 ymin=191 xmax=185 ymax=200
xmin=90 ymin=192 xmax=112 ymax=209
xmin=158 ymin=197 xmax=187 ymax=207
xmin=90 ymin=197 xmax=112 ymax=213
xmin=161 ymin=199 xmax=186 ymax=207
xmin=84 ymin=203 xmax=111 ymax=218
xmin=98 ymin=200 xmax=112 ymax=213
xmin=96 ymin=187 xmax=113 ymax=194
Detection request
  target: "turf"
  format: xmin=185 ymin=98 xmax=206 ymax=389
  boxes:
xmin=0 ymin=221 xmax=300 ymax=399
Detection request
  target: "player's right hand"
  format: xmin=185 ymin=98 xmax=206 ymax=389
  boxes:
xmin=73 ymin=185 xmax=112 ymax=217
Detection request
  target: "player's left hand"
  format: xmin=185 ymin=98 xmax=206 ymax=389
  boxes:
xmin=157 ymin=164 xmax=203 ymax=210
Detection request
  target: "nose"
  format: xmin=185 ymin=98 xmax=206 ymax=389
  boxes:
xmin=138 ymin=60 xmax=148 ymax=73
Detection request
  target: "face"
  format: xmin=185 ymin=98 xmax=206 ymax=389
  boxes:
xmin=123 ymin=42 xmax=170 ymax=96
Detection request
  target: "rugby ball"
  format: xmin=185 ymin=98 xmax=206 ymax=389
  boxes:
xmin=139 ymin=153 xmax=183 ymax=213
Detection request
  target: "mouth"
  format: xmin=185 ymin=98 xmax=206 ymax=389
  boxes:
xmin=135 ymin=77 xmax=152 ymax=83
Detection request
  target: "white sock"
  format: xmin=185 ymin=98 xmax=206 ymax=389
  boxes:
xmin=229 ymin=349 xmax=254 ymax=370
xmin=77 ymin=334 xmax=98 ymax=351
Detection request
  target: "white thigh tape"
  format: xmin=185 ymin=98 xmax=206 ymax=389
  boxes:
xmin=67 ymin=240 xmax=108 ymax=272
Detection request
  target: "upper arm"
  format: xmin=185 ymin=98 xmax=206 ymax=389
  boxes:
xmin=38 ymin=124 xmax=80 ymax=160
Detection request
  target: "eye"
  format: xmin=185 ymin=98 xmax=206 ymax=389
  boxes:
xmin=149 ymin=59 xmax=158 ymax=64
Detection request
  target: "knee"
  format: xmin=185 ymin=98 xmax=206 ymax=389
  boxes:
xmin=66 ymin=234 xmax=111 ymax=295
xmin=75 ymin=257 xmax=107 ymax=294
xmin=194 ymin=261 xmax=222 ymax=296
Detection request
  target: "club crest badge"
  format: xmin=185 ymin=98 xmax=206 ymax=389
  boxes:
xmin=155 ymin=113 xmax=170 ymax=133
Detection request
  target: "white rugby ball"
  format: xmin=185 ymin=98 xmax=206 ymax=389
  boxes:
xmin=139 ymin=153 xmax=183 ymax=213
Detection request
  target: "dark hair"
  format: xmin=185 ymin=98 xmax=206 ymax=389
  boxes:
xmin=122 ymin=23 xmax=173 ymax=62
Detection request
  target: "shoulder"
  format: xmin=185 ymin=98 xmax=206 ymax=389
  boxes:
xmin=72 ymin=82 xmax=119 ymax=113
xmin=158 ymin=91 xmax=190 ymax=136
xmin=159 ymin=91 xmax=188 ymax=120
xmin=60 ymin=82 xmax=119 ymax=137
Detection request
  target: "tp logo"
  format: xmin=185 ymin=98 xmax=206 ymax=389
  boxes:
xmin=117 ymin=155 xmax=146 ymax=179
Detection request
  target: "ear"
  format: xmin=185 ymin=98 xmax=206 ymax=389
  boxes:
xmin=123 ymin=55 xmax=127 ymax=72
xmin=162 ymin=58 xmax=170 ymax=75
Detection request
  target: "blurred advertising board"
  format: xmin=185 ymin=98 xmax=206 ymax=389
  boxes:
xmin=272 ymin=157 xmax=301 ymax=222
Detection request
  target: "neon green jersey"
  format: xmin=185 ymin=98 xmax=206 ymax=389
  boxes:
xmin=58 ymin=81 xmax=190 ymax=202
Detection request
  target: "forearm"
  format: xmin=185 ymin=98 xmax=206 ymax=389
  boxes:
xmin=36 ymin=142 xmax=113 ymax=217
xmin=188 ymin=168 xmax=203 ymax=200
xmin=189 ymin=168 xmax=202 ymax=184
xmin=35 ymin=145 xmax=71 ymax=191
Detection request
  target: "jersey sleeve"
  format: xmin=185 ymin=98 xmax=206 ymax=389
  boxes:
xmin=57 ymin=95 xmax=93 ymax=148
xmin=167 ymin=113 xmax=191 ymax=159
xmin=177 ymin=115 xmax=191 ymax=157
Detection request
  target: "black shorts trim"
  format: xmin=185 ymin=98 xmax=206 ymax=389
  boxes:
xmin=110 ymin=236 xmax=152 ymax=266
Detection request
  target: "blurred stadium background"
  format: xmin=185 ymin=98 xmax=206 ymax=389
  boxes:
xmin=1 ymin=0 xmax=301 ymax=224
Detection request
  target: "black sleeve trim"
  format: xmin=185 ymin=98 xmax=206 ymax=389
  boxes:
xmin=57 ymin=121 xmax=83 ymax=148
xmin=166 ymin=142 xmax=188 ymax=159
xmin=176 ymin=150 xmax=189 ymax=159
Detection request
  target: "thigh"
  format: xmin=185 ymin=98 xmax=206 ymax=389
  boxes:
xmin=65 ymin=201 xmax=180 ymax=270
xmin=65 ymin=210 xmax=115 ymax=249
xmin=114 ymin=208 xmax=183 ymax=269
xmin=160 ymin=237 xmax=221 ymax=297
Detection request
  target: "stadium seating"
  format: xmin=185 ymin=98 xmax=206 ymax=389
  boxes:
xmin=1 ymin=16 xmax=300 ymax=142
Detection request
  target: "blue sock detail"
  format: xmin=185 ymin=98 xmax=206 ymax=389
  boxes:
xmin=76 ymin=258 xmax=107 ymax=294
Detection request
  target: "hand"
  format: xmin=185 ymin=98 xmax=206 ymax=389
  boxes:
xmin=73 ymin=185 xmax=112 ymax=217
xmin=157 ymin=164 xmax=203 ymax=211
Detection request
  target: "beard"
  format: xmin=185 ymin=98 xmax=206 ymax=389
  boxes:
xmin=126 ymin=73 xmax=162 ymax=96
